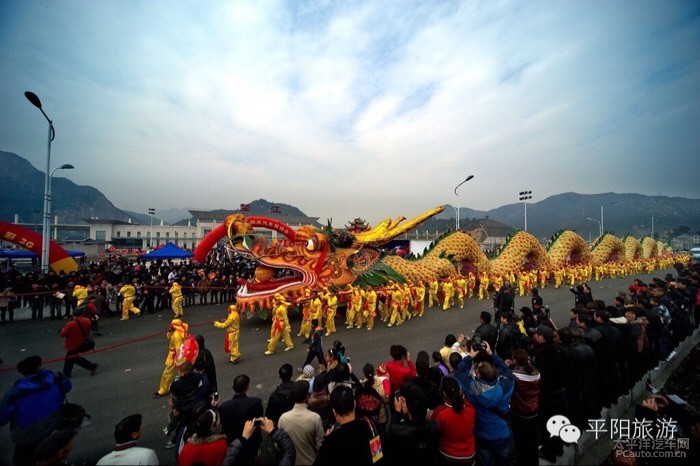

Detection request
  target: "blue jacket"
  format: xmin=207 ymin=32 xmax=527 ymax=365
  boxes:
xmin=454 ymin=353 xmax=514 ymax=442
xmin=0 ymin=369 xmax=72 ymax=445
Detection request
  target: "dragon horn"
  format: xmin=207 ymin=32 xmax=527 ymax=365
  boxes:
xmin=352 ymin=206 xmax=445 ymax=247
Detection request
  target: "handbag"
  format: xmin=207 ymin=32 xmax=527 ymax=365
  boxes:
xmin=77 ymin=318 xmax=95 ymax=353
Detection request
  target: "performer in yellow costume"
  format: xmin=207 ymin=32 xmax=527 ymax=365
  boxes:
xmin=73 ymin=284 xmax=89 ymax=308
xmin=154 ymin=318 xmax=188 ymax=397
xmin=388 ymin=284 xmax=403 ymax=327
xmin=310 ymin=292 xmax=323 ymax=331
xmin=455 ymin=275 xmax=467 ymax=309
xmin=344 ymin=286 xmax=356 ymax=328
xmin=538 ymin=269 xmax=549 ymax=289
xmin=467 ymin=273 xmax=476 ymax=298
xmin=478 ymin=272 xmax=490 ymax=300
xmin=428 ymin=278 xmax=439 ymax=308
xmin=265 ymin=293 xmax=294 ymax=355
xmin=169 ymin=281 xmax=184 ymax=317
xmin=441 ymin=279 xmax=454 ymax=311
xmin=352 ymin=287 xmax=366 ymax=329
xmin=214 ymin=304 xmax=241 ymax=364
xmin=400 ymin=284 xmax=412 ymax=322
xmin=364 ymin=287 xmax=377 ymax=330
xmin=119 ymin=282 xmax=141 ymax=320
xmin=297 ymin=289 xmax=312 ymax=339
xmin=413 ymin=281 xmax=426 ymax=317
xmin=323 ymin=288 xmax=338 ymax=336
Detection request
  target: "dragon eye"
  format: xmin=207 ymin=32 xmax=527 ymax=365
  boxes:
xmin=306 ymin=239 xmax=316 ymax=251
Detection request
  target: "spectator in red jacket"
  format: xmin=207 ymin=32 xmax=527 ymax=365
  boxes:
xmin=385 ymin=344 xmax=417 ymax=394
xmin=59 ymin=311 xmax=98 ymax=378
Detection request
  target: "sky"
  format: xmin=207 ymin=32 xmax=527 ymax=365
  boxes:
xmin=1 ymin=1 xmax=699 ymax=226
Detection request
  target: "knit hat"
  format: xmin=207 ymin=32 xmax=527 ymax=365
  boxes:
xmin=302 ymin=365 xmax=315 ymax=379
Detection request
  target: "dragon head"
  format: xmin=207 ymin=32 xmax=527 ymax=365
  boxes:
xmin=220 ymin=206 xmax=445 ymax=310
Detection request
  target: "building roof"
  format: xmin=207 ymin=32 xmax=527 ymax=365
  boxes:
xmin=188 ymin=210 xmax=321 ymax=226
xmin=81 ymin=218 xmax=133 ymax=225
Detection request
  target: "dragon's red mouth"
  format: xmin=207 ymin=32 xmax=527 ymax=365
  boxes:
xmin=236 ymin=266 xmax=313 ymax=301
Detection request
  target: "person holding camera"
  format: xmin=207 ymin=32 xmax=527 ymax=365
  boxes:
xmin=223 ymin=417 xmax=295 ymax=466
xmin=454 ymin=337 xmax=514 ymax=466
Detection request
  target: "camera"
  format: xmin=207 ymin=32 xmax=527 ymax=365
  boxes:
xmin=470 ymin=334 xmax=484 ymax=352
xmin=253 ymin=417 xmax=263 ymax=426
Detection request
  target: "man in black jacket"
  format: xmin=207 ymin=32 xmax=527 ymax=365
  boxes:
xmin=265 ymin=363 xmax=295 ymax=424
xmin=474 ymin=311 xmax=499 ymax=351
xmin=494 ymin=282 xmax=514 ymax=329
xmin=219 ymin=374 xmax=263 ymax=466
xmin=496 ymin=313 xmax=520 ymax=360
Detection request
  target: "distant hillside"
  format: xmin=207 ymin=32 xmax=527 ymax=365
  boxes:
xmin=2 ymin=150 xmax=699 ymax=239
xmin=0 ymin=151 xmax=134 ymax=225
xmin=437 ymin=192 xmax=700 ymax=240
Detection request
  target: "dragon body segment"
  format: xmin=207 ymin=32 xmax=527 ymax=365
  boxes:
xmin=590 ymin=233 xmax=626 ymax=266
xmin=490 ymin=231 xmax=551 ymax=276
xmin=623 ymin=235 xmax=643 ymax=261
xmin=380 ymin=231 xmax=489 ymax=284
xmin=641 ymin=237 xmax=658 ymax=259
xmin=547 ymin=230 xmax=591 ymax=269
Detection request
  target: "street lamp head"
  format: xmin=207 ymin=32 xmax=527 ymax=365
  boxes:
xmin=454 ymin=175 xmax=475 ymax=195
xmin=59 ymin=164 xmax=74 ymax=170
xmin=24 ymin=91 xmax=43 ymax=109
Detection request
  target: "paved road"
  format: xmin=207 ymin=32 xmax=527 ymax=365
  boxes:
xmin=0 ymin=268 xmax=675 ymax=465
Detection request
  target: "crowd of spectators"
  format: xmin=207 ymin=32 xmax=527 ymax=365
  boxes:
xmin=0 ymin=245 xmax=253 ymax=323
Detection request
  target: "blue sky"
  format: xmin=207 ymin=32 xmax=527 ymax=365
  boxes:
xmin=1 ymin=1 xmax=699 ymax=225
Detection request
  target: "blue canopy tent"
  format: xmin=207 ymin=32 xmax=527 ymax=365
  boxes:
xmin=140 ymin=242 xmax=194 ymax=260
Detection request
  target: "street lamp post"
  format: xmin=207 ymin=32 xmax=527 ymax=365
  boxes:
xmin=148 ymin=208 xmax=156 ymax=248
xmin=600 ymin=201 xmax=618 ymax=235
xmin=454 ymin=175 xmax=474 ymax=230
xmin=48 ymin=164 xmax=74 ymax=243
xmin=25 ymin=91 xmax=56 ymax=273
xmin=518 ymin=191 xmax=532 ymax=231
xmin=586 ymin=217 xmax=602 ymax=238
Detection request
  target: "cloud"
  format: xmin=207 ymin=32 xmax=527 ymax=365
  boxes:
xmin=1 ymin=0 xmax=699 ymax=225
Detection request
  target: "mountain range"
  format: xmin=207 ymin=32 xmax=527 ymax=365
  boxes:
xmin=1 ymin=150 xmax=699 ymax=240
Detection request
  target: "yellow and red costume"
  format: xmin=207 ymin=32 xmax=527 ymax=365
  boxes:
xmin=119 ymin=283 xmax=140 ymax=320
xmin=73 ymin=285 xmax=89 ymax=308
xmin=352 ymin=287 xmax=365 ymax=328
xmin=297 ymin=290 xmax=313 ymax=339
xmin=214 ymin=305 xmax=241 ymax=363
xmin=324 ymin=290 xmax=338 ymax=336
xmin=467 ymin=273 xmax=476 ymax=298
xmin=428 ymin=279 xmax=439 ymax=307
xmin=265 ymin=294 xmax=294 ymax=355
xmin=155 ymin=319 xmax=188 ymax=396
xmin=413 ymin=282 xmax=426 ymax=317
xmin=455 ymin=276 xmax=467 ymax=309
xmin=441 ymin=279 xmax=454 ymax=311
xmin=388 ymin=285 xmax=403 ymax=327
xmin=478 ymin=273 xmax=490 ymax=300
xmin=364 ymin=288 xmax=377 ymax=330
xmin=169 ymin=282 xmax=184 ymax=317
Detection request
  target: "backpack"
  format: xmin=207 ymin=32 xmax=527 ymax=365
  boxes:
xmin=355 ymin=385 xmax=383 ymax=419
